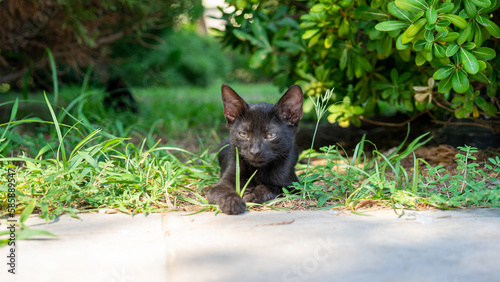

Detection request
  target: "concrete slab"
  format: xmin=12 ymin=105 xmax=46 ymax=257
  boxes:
xmin=1 ymin=208 xmax=499 ymax=282
xmin=1 ymin=213 xmax=168 ymax=282
xmin=163 ymin=208 xmax=500 ymax=282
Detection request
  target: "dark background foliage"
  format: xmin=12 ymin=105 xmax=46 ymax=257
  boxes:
xmin=0 ymin=0 xmax=204 ymax=88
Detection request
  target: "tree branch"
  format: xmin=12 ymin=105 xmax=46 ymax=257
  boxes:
xmin=359 ymin=109 xmax=432 ymax=127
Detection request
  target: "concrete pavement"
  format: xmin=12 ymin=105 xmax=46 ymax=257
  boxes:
xmin=1 ymin=208 xmax=500 ymax=282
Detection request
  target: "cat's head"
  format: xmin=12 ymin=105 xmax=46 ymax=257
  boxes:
xmin=221 ymin=84 xmax=303 ymax=167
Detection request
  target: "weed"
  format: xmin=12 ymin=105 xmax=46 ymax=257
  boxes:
xmin=302 ymin=87 xmax=334 ymax=198
xmin=288 ymin=91 xmax=438 ymax=213
xmin=423 ymin=146 xmax=500 ymax=208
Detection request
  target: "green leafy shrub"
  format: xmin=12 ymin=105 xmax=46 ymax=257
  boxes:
xmin=218 ymin=0 xmax=500 ymax=126
xmin=112 ymin=28 xmax=233 ymax=87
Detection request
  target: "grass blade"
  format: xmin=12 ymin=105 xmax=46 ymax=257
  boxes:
xmin=0 ymin=98 xmax=19 ymax=153
xmin=19 ymin=199 xmax=37 ymax=225
xmin=241 ymin=169 xmax=258 ymax=197
xmin=69 ymin=128 xmax=102 ymax=160
xmin=0 ymin=98 xmax=18 ymax=140
xmin=235 ymin=147 xmax=241 ymax=196
xmin=411 ymin=154 xmax=420 ymax=194
xmin=395 ymin=132 xmax=432 ymax=161
xmin=16 ymin=228 xmax=57 ymax=240
xmin=44 ymin=92 xmax=67 ymax=169
xmin=46 ymin=48 xmax=59 ymax=105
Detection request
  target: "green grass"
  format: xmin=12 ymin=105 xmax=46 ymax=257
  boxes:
xmin=0 ymin=94 xmax=219 ymax=218
xmin=0 ymin=81 xmax=282 ymax=219
xmin=0 ymin=77 xmax=499 ymax=245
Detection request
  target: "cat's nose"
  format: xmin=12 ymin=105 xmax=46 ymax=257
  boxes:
xmin=249 ymin=144 xmax=261 ymax=157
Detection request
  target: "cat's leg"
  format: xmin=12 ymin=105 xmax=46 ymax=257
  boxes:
xmin=242 ymin=184 xmax=277 ymax=203
xmin=207 ymin=185 xmax=246 ymax=215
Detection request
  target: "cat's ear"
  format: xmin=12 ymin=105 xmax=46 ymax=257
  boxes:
xmin=221 ymin=84 xmax=248 ymax=125
xmin=274 ymin=84 xmax=303 ymax=126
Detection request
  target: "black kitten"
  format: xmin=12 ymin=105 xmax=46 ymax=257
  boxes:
xmin=207 ymin=84 xmax=303 ymax=215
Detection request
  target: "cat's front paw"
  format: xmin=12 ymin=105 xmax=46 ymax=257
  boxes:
xmin=242 ymin=184 xmax=276 ymax=203
xmin=242 ymin=192 xmax=258 ymax=203
xmin=219 ymin=194 xmax=246 ymax=215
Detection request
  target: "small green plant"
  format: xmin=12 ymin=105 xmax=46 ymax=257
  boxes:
xmin=424 ymin=145 xmax=500 ymax=207
xmin=293 ymin=137 xmax=500 ymax=212
xmin=302 ymin=87 xmax=335 ymax=197
xmin=292 ymin=87 xmax=435 ymax=212
xmin=241 ymin=86 xmax=499 ymax=213
xmin=293 ymin=128 xmax=433 ymax=211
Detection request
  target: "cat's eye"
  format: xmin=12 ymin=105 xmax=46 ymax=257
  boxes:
xmin=265 ymin=133 xmax=277 ymax=140
xmin=239 ymin=132 xmax=248 ymax=139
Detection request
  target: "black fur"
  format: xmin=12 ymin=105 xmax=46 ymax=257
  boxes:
xmin=207 ymin=84 xmax=303 ymax=215
xmin=104 ymin=78 xmax=139 ymax=113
